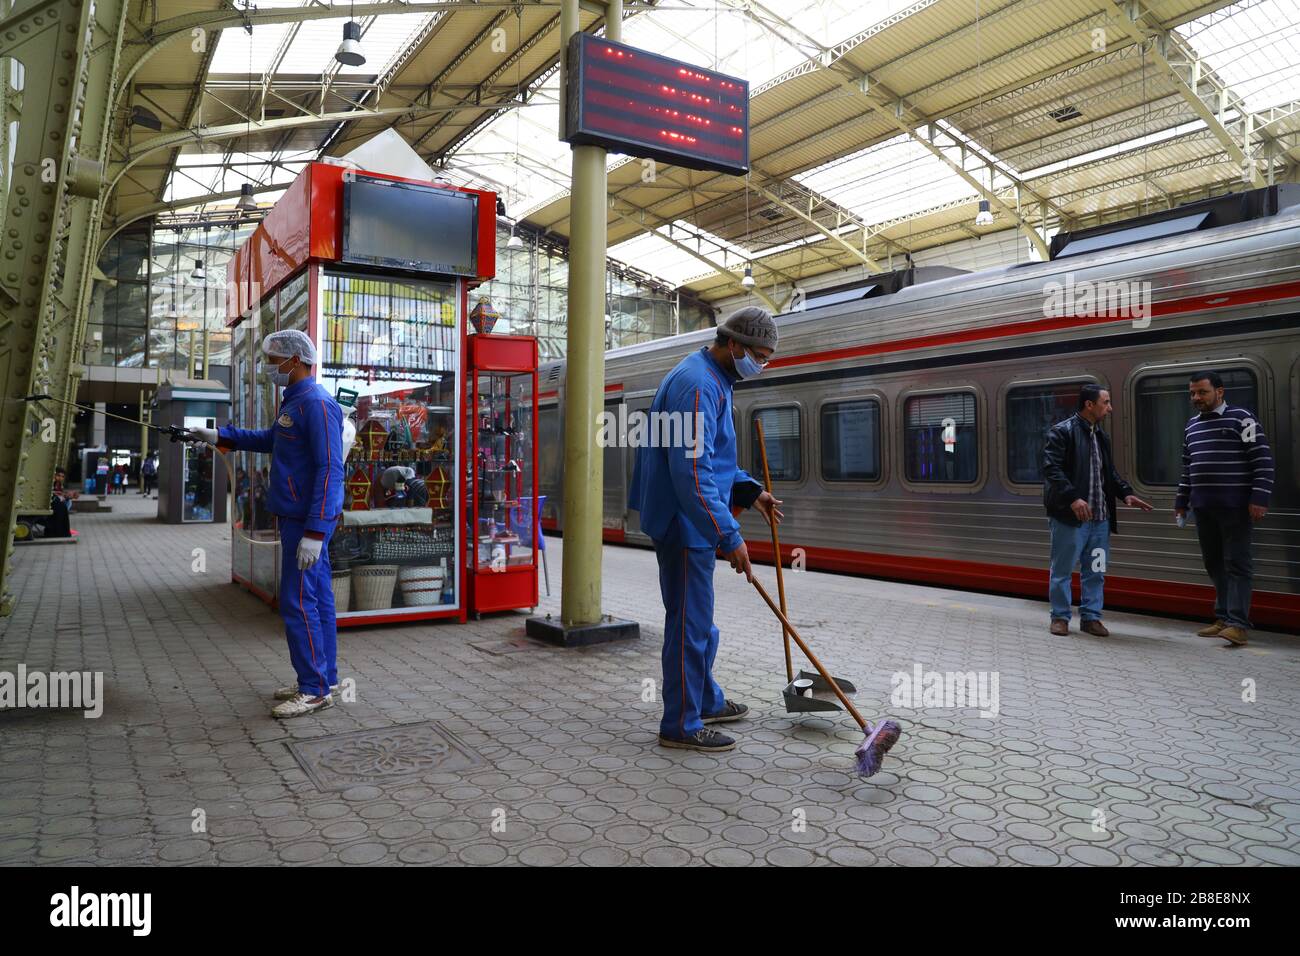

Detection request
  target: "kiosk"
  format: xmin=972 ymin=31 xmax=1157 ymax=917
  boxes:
xmin=224 ymin=161 xmax=537 ymax=625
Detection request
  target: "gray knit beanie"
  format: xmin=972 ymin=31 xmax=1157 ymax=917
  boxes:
xmin=718 ymin=306 xmax=778 ymax=352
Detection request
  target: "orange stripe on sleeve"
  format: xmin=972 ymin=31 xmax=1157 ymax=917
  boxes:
xmin=691 ymin=388 xmax=724 ymax=540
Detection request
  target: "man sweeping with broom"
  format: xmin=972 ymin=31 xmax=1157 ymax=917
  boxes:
xmin=629 ymin=307 xmax=780 ymax=752
xmin=629 ymin=307 xmax=902 ymax=775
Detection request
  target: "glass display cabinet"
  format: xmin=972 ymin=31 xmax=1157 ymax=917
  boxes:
xmin=466 ymin=333 xmax=538 ymax=615
xmin=225 ymin=161 xmax=498 ymax=626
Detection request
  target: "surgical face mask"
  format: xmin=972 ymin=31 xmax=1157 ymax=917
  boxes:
xmin=259 ymin=357 xmax=294 ymax=387
xmin=733 ymin=345 xmax=766 ymax=380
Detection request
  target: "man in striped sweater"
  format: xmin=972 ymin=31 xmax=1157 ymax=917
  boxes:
xmin=1174 ymin=371 xmax=1274 ymax=647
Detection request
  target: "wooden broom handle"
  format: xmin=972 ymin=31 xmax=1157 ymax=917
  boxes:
xmin=750 ymin=576 xmax=866 ymax=731
xmin=754 ymin=419 xmax=793 ymax=684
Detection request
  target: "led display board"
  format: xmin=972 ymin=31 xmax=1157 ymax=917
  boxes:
xmin=564 ymin=33 xmax=749 ymax=176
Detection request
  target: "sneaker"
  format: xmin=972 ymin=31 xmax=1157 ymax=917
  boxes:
xmin=1197 ymin=620 xmax=1227 ymax=637
xmin=1049 ymin=619 xmax=1068 ymax=636
xmin=702 ymin=700 xmax=749 ymax=724
xmin=271 ymin=692 xmax=333 ymax=719
xmin=1080 ymin=620 xmax=1109 ymax=637
xmin=658 ymin=728 xmax=736 ymax=752
xmin=274 ymin=683 xmax=339 ymax=701
xmin=1218 ymin=626 xmax=1248 ymax=646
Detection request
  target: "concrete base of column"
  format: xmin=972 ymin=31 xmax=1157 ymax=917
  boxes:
xmin=526 ymin=614 xmax=640 ymax=648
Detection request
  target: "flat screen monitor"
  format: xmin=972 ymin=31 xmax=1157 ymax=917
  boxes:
xmin=343 ymin=176 xmax=478 ymax=277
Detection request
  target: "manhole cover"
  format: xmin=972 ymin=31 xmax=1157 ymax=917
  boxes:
xmin=288 ymin=720 xmax=487 ymax=792
xmin=469 ymin=636 xmax=549 ymax=656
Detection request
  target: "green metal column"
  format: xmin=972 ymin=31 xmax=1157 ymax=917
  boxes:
xmin=0 ymin=0 xmax=127 ymax=615
xmin=558 ymin=0 xmax=620 ymax=628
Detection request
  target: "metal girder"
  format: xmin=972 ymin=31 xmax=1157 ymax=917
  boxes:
xmin=610 ymin=201 xmax=779 ymax=312
xmin=106 ymin=104 xmax=472 ymax=198
xmin=0 ymin=0 xmax=123 ymax=615
xmin=1107 ymin=0 xmax=1265 ymax=187
xmin=747 ymin=180 xmax=885 ymax=272
xmin=414 ymin=12 xmax=561 ymax=156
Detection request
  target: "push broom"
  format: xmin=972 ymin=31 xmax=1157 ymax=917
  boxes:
xmin=752 ymin=420 xmax=901 ymax=778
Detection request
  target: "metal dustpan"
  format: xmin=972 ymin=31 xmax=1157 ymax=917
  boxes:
xmin=783 ymin=668 xmax=858 ymax=714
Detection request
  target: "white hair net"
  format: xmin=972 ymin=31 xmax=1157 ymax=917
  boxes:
xmin=261 ymin=329 xmax=317 ymax=365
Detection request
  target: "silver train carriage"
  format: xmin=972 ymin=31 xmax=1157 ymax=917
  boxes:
xmin=536 ymin=193 xmax=1300 ymax=632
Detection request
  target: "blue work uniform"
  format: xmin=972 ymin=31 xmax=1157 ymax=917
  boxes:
xmin=219 ymin=377 xmax=345 ymax=697
xmin=628 ymin=347 xmax=762 ymax=739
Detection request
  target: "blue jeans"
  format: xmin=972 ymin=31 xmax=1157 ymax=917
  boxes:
xmin=652 ymin=517 xmax=726 ymax=739
xmin=1049 ymin=517 xmax=1110 ymax=622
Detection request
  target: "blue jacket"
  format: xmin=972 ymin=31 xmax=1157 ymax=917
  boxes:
xmin=628 ymin=347 xmax=762 ymax=552
xmin=218 ymin=378 xmax=345 ymax=534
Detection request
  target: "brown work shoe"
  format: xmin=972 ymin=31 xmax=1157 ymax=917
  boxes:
xmin=1218 ymin=626 xmax=1248 ymax=646
xmin=1197 ymin=620 xmax=1227 ymax=637
xmin=1050 ymin=619 xmax=1068 ymax=636
xmin=1080 ymin=620 xmax=1109 ymax=637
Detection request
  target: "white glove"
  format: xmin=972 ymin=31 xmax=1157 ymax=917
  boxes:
xmin=296 ymin=535 xmax=323 ymax=571
xmin=188 ymin=426 xmax=219 ymax=445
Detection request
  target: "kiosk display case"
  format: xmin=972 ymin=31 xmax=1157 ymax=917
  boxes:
xmin=466 ymin=333 xmax=539 ymax=615
xmin=225 ymin=161 xmax=500 ymax=626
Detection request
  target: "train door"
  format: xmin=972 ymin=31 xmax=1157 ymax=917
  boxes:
xmin=602 ymin=395 xmax=627 ymax=535
xmin=623 ymin=393 xmax=653 ymax=537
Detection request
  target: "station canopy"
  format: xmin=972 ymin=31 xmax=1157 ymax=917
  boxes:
xmin=115 ymin=0 xmax=1300 ymax=304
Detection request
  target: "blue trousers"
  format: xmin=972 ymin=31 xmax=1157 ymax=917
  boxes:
xmin=1048 ymin=517 xmax=1110 ymax=622
xmin=278 ymin=518 xmax=338 ymax=697
xmin=653 ymin=518 xmax=725 ymax=739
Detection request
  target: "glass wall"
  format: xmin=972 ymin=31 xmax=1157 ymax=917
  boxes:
xmin=475 ymin=224 xmax=716 ymax=362
xmin=90 ymin=219 xmax=256 ymax=372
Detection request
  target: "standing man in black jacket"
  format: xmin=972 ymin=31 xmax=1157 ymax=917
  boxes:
xmin=1041 ymin=385 xmax=1152 ymax=636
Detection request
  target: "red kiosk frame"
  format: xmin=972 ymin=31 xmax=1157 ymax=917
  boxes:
xmin=225 ymin=161 xmax=537 ymax=625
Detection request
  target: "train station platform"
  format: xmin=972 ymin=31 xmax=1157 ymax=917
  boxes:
xmin=1 ymin=493 xmax=1297 ymax=867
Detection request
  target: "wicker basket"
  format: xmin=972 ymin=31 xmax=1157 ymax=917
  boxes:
xmin=397 ymin=565 xmax=445 ymax=607
xmin=352 ymin=564 xmax=398 ymax=611
xmin=331 ymin=569 xmax=351 ymax=612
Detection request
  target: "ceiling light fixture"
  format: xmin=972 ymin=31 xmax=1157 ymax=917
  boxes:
xmin=236 ymin=182 xmax=257 ymax=210
xmin=974 ymin=198 xmax=994 ymax=227
xmin=190 ymin=259 xmax=206 ymax=281
xmin=335 ymin=19 xmax=366 ymax=67
xmin=741 ymin=264 xmax=755 ymax=289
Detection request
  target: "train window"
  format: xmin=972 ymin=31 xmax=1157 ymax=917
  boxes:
xmin=1135 ymin=368 xmax=1259 ymax=485
xmin=821 ymin=399 xmax=881 ymax=482
xmin=1006 ymin=381 xmax=1092 ymax=484
xmin=751 ymin=406 xmax=801 ymax=481
xmin=904 ymin=392 xmax=978 ymax=483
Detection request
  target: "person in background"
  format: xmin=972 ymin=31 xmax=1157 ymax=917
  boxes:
xmin=1175 ymin=371 xmax=1274 ymax=647
xmin=45 ymin=467 xmax=75 ymax=538
xmin=111 ymin=465 xmax=123 ymax=495
xmin=1041 ymin=384 xmax=1153 ymax=637
xmin=186 ymin=329 xmax=345 ymax=718
xmin=628 ymin=307 xmax=785 ymax=753
xmin=141 ymin=453 xmax=157 ymax=496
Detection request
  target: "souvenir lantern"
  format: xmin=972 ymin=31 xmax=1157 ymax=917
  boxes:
xmin=224 ymin=160 xmax=509 ymax=625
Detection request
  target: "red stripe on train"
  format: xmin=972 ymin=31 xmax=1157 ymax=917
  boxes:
xmin=742 ymin=539 xmax=1300 ymax=633
xmin=766 ymin=278 xmax=1300 ymax=371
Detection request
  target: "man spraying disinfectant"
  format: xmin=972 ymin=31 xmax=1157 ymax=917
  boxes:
xmin=185 ymin=329 xmax=348 ymax=718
